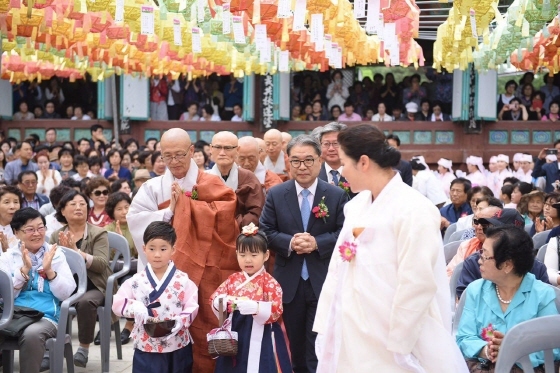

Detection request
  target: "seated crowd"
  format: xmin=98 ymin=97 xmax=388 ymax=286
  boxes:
xmin=0 ymin=122 xmax=559 ymax=372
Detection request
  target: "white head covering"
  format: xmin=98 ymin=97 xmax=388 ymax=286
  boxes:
xmin=437 ymin=158 xmax=453 ymax=172
xmin=489 ymin=156 xmax=498 ymax=164
xmin=546 ymin=154 xmax=558 ymax=162
xmin=496 ymin=154 xmax=509 ymax=164
xmin=411 ymin=155 xmax=429 ymax=170
xmin=513 ymin=153 xmax=523 ymax=162
xmin=466 ymin=155 xmax=485 ymax=173
xmin=521 ymin=154 xmax=533 ymax=163
xmin=405 ymin=102 xmax=418 ymax=113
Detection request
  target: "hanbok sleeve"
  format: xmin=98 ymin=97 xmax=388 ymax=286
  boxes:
xmin=112 ymin=277 xmax=145 ymax=318
xmin=261 ymin=277 xmax=283 ymax=324
xmin=178 ymin=277 xmax=199 ymax=328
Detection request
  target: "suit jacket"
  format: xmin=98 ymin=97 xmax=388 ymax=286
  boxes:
xmin=395 ymin=160 xmax=413 ymax=186
xmin=259 ymin=178 xmax=348 ymax=303
xmin=318 ymin=163 xmax=357 ymax=199
xmin=532 ymin=158 xmax=559 ymax=192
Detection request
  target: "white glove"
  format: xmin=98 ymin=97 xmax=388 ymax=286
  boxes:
xmin=315 ymin=333 xmax=325 ymax=358
xmin=393 ymin=353 xmax=426 ymax=373
xmin=131 ymin=302 xmax=149 ymax=325
xmin=212 ymin=295 xmax=228 ymax=311
xmin=165 ymin=318 xmax=183 ymax=341
xmin=236 ymin=300 xmax=259 ymax=315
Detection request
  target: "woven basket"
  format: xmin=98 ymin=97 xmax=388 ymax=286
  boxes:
xmin=207 ymin=297 xmax=239 ymax=358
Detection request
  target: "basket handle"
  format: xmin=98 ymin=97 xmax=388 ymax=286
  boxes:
xmin=218 ymin=297 xmax=225 ymax=326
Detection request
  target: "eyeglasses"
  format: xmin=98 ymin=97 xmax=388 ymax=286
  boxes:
xmin=211 ymin=145 xmax=238 ymax=152
xmin=289 ymin=157 xmax=317 ymax=168
xmin=161 ymin=153 xmax=188 ymax=163
xmin=21 ymin=181 xmax=38 ymax=186
xmin=93 ymin=189 xmax=109 ymax=196
xmin=20 ymin=226 xmax=46 ymax=235
xmin=478 ymin=250 xmax=495 ymax=262
xmin=321 ymin=142 xmax=340 ymax=149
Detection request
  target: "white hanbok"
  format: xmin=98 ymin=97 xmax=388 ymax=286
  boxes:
xmin=314 ymin=173 xmax=468 ymax=373
xmin=466 ymin=171 xmax=487 ymax=187
xmin=127 ymin=159 xmax=199 ymax=271
xmin=438 ymin=171 xmax=456 ymax=198
xmin=516 ymin=169 xmax=533 ymax=184
xmin=412 ymin=170 xmax=447 ymax=206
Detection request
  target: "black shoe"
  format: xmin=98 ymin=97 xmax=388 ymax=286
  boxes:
xmin=93 ymin=330 xmax=101 ymax=345
xmin=40 ymin=356 xmax=50 ymax=372
xmin=120 ymin=329 xmax=131 ymax=345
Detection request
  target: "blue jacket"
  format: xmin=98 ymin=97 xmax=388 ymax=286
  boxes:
xmin=440 ymin=202 xmax=473 ymax=224
xmin=104 ymin=167 xmax=132 ymax=183
xmin=4 ymin=159 xmax=39 ymax=185
xmin=456 ymin=252 xmax=549 ymax=298
xmin=456 ymin=273 xmax=560 ymax=367
xmin=531 ymin=158 xmax=559 ymax=192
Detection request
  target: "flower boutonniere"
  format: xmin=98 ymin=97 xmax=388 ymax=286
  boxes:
xmin=338 ymin=181 xmax=351 ymax=194
xmin=184 ymin=187 xmax=199 ymax=200
xmin=339 ymin=241 xmax=357 ymax=262
xmin=312 ymin=196 xmax=329 ymax=223
xmin=481 ymin=324 xmax=495 ymax=341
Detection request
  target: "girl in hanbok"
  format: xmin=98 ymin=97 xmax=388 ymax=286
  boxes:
xmin=210 ymin=223 xmax=291 ymax=373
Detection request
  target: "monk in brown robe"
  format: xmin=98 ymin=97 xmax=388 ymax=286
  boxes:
xmin=263 ymin=128 xmax=291 ymax=181
xmin=238 ymin=136 xmax=283 ymax=193
xmin=206 ymin=131 xmax=264 ymax=227
xmin=127 ymin=128 xmax=240 ymax=372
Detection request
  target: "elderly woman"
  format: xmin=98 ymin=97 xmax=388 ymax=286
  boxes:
xmin=86 ymin=176 xmax=113 ymax=227
xmin=0 ymin=208 xmax=75 ymax=372
xmin=150 ymin=151 xmax=166 ymax=177
xmin=533 ymin=192 xmax=560 ymax=235
xmin=518 ymin=190 xmax=545 ymax=228
xmin=314 ymin=124 xmax=467 ymax=372
xmin=49 ymin=190 xmax=112 ymax=368
xmin=0 ymin=185 xmax=22 ymax=252
xmin=456 ymin=225 xmax=560 ymax=372
xmin=104 ymin=191 xmax=137 ymax=345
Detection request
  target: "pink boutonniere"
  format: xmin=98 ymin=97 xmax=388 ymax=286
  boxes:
xmin=338 ymin=181 xmax=351 ymax=194
xmin=481 ymin=324 xmax=495 ymax=341
xmin=184 ymin=187 xmax=198 ymax=200
xmin=312 ymin=196 xmax=329 ymax=223
xmin=339 ymin=241 xmax=357 ymax=262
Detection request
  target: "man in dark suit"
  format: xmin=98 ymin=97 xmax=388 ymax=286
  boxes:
xmin=386 ymin=134 xmax=413 ymax=186
xmin=314 ymin=122 xmax=356 ymax=199
xmin=260 ymin=134 xmax=348 ymax=373
xmin=532 ymin=142 xmax=560 ymax=192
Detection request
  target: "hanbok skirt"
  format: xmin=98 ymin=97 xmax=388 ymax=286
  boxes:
xmin=214 ymin=312 xmax=292 ymax=373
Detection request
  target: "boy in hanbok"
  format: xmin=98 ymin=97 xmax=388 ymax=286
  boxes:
xmin=112 ymin=221 xmax=199 ymax=373
xmin=210 ymin=223 xmax=292 ymax=373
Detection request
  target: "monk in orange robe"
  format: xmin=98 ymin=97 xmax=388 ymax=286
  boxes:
xmin=263 ymin=129 xmax=291 ymax=181
xmin=127 ymin=128 xmax=240 ymax=372
xmin=238 ymin=136 xmax=283 ymax=194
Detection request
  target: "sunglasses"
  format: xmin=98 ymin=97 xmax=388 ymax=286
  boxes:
xmin=473 ymin=218 xmax=492 ymax=234
xmin=93 ymin=189 xmax=109 ymax=196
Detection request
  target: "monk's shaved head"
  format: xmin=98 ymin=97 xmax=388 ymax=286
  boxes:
xmin=281 ymin=132 xmax=292 ymax=152
xmin=212 ymin=131 xmax=239 ymax=145
xmin=212 ymin=131 xmax=238 ymax=171
xmin=238 ymin=136 xmax=259 ymax=153
xmin=160 ymin=128 xmax=193 ymax=179
xmin=238 ymin=136 xmax=260 ymax=172
xmin=255 ymin=138 xmax=266 ymax=163
xmin=263 ymin=129 xmax=283 ymax=159
xmin=161 ymin=128 xmax=192 ymax=149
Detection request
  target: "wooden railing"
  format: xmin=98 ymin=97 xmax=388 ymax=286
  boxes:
xmin=4 ymin=119 xmax=558 ymax=165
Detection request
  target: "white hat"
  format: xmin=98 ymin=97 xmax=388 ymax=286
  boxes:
xmin=411 ymin=155 xmax=429 ymax=170
xmin=466 ymin=155 xmax=485 ymax=173
xmin=521 ymin=154 xmax=533 ymax=163
xmin=513 ymin=153 xmax=523 ymax=162
xmin=546 ymin=154 xmax=558 ymax=162
xmin=405 ymin=102 xmax=418 ymax=113
xmin=496 ymin=154 xmax=509 ymax=164
xmin=489 ymin=156 xmax=498 ymax=164
xmin=437 ymin=158 xmax=453 ymax=172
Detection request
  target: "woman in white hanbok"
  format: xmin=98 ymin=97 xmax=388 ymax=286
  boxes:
xmin=314 ymin=124 xmax=468 ymax=373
